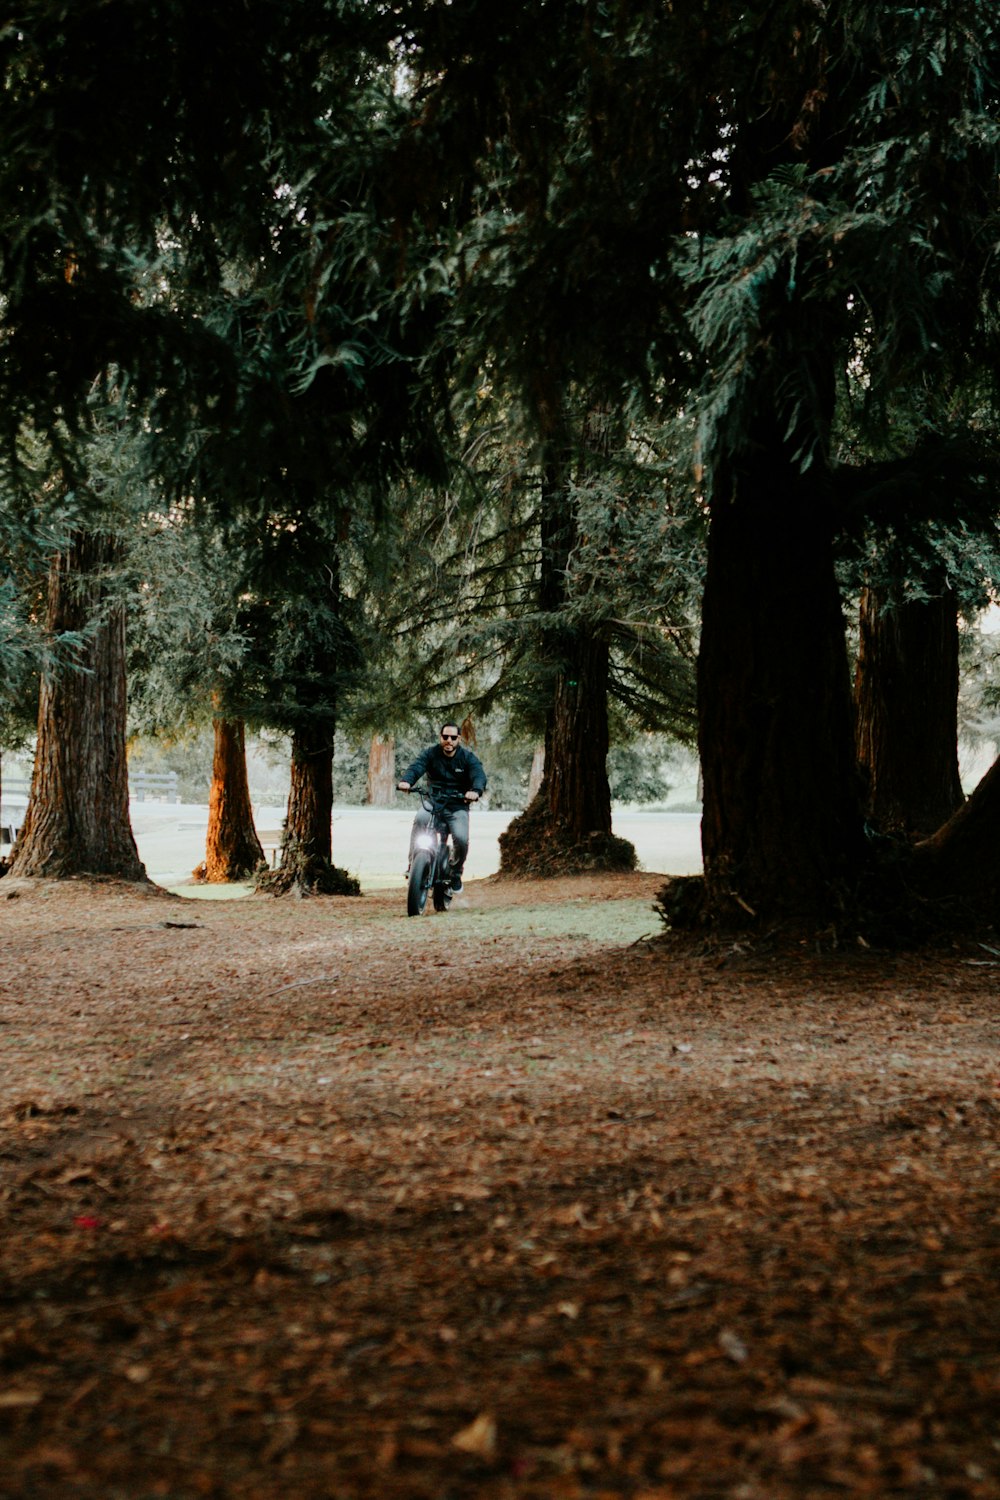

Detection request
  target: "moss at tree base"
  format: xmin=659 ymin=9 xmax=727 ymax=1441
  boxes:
xmin=498 ymin=797 xmax=637 ymax=878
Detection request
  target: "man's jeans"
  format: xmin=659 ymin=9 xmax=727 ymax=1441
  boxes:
xmin=408 ymin=804 xmax=470 ymax=875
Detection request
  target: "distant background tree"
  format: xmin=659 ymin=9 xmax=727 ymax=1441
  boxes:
xmin=844 ymin=505 xmax=1000 ymax=839
xmin=833 ymin=357 xmax=1000 ymax=840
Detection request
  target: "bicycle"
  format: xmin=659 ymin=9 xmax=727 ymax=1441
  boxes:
xmin=402 ymin=786 xmax=461 ymax=916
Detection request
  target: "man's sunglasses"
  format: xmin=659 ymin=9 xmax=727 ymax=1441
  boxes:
xmin=441 ymin=733 xmax=459 ymax=741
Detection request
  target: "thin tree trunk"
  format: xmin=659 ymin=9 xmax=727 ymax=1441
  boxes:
xmin=200 ymin=717 xmax=264 ymax=881
xmin=696 ymin=435 xmax=866 ymax=924
xmin=10 ymin=532 xmax=145 ymax=880
xmin=366 ymin=733 xmax=396 ymax=807
xmin=855 ymin=586 xmax=964 ymax=837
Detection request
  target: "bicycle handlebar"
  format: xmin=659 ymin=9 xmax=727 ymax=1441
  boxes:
xmin=399 ymin=785 xmax=479 ymax=809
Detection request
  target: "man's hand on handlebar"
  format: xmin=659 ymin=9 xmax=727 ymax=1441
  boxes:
xmin=465 ymin=791 xmax=480 ymax=802
xmin=397 ymin=781 xmax=411 ymax=792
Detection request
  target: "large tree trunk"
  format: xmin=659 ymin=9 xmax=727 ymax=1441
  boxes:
xmin=855 ymin=586 xmax=964 ymax=837
xmin=499 ymin=632 xmax=634 ymax=875
xmin=198 ymin=717 xmax=264 ymax=882
xmin=499 ymin=632 xmax=635 ymax=873
xmin=10 ymin=532 xmax=145 ymax=881
xmin=256 ymin=722 xmax=357 ymax=894
xmin=499 ymin=427 xmax=634 ymax=876
xmin=366 ymin=733 xmax=396 ymax=807
xmin=695 ymin=436 xmax=867 ymax=925
xmin=544 ymin=631 xmax=613 ymax=838
xmin=284 ymin=722 xmax=333 ymax=868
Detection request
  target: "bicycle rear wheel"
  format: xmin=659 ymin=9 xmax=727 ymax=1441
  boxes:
xmin=407 ymin=851 xmax=432 ymax=916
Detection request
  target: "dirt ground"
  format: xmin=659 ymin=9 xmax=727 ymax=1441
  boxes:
xmin=1 ymin=870 xmax=998 ymax=1500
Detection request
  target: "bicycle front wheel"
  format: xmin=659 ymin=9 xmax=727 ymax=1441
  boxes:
xmin=407 ymin=850 xmax=432 ymax=916
xmin=432 ymin=872 xmax=452 ymax=912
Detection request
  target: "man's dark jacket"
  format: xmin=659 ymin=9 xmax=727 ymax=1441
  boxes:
xmin=402 ymin=743 xmax=487 ymax=808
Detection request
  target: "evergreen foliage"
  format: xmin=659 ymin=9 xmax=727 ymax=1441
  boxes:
xmin=346 ymin=392 xmax=701 ymax=758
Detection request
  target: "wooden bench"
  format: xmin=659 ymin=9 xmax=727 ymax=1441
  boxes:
xmin=130 ymin=771 xmax=180 ymax=803
xmin=258 ymin=830 xmax=284 ymax=868
xmin=1 ymin=780 xmax=28 ymax=850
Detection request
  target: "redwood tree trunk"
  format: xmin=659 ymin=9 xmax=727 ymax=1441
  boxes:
xmin=366 ymin=733 xmax=396 ymax=807
xmin=697 ymin=437 xmax=866 ymax=923
xmin=855 ymin=586 xmax=964 ymax=837
xmin=201 ymin=717 xmax=264 ymax=881
xmin=281 ymin=722 xmax=334 ymax=875
xmin=10 ymin=532 xmax=145 ymax=880
xmin=544 ymin=631 xmax=613 ymax=838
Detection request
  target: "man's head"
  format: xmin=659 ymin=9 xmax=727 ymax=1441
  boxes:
xmin=440 ymin=721 xmax=461 ymax=758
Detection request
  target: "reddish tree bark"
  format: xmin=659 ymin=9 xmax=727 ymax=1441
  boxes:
xmin=855 ymin=586 xmax=964 ymax=837
xmin=283 ymin=723 xmax=334 ymax=870
xmin=200 ymin=717 xmax=264 ymax=881
xmin=261 ymin=722 xmax=358 ymax=893
xmin=10 ymin=532 xmax=145 ymax=880
xmin=542 ymin=631 xmax=613 ymax=839
xmin=366 ymin=733 xmax=396 ymax=807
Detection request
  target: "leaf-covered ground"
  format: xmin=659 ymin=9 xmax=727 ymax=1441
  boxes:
xmin=1 ymin=872 xmax=998 ymax=1499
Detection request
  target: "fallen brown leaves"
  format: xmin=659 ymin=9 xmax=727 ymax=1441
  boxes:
xmin=0 ymin=872 xmax=998 ymax=1499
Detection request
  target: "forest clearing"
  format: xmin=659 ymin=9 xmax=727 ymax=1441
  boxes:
xmin=1 ymin=872 xmax=998 ymax=1499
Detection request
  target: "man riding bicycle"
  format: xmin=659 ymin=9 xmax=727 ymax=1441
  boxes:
xmin=397 ymin=722 xmax=487 ymax=893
